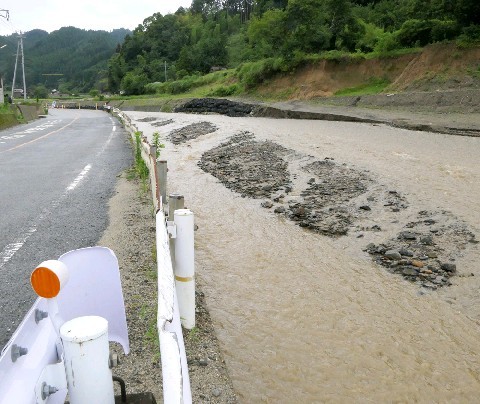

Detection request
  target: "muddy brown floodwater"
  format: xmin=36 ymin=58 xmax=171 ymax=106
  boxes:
xmin=128 ymin=111 xmax=480 ymax=402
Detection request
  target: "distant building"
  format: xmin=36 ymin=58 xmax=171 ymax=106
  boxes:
xmin=210 ymin=66 xmax=226 ymax=73
xmin=13 ymin=88 xmax=24 ymax=97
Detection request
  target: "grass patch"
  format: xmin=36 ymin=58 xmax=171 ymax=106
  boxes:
xmin=186 ymin=327 xmax=200 ymax=344
xmin=142 ymin=308 xmax=160 ymax=364
xmin=145 ymin=70 xmax=239 ymax=98
xmin=334 ymin=78 xmax=391 ymax=96
xmin=152 ymin=132 xmax=165 ymax=159
xmin=134 ymin=131 xmax=150 ymax=194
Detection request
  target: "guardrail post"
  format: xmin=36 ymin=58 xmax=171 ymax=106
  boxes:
xmin=168 ymin=194 xmax=184 ymax=219
xmin=156 ymin=160 xmax=167 ymax=205
xmin=150 ymin=145 xmax=157 ymax=161
xmin=174 ymin=209 xmax=195 ymax=329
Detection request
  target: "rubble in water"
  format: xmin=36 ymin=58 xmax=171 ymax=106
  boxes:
xmin=169 ymin=122 xmax=218 ymax=144
xmin=199 ymin=132 xmax=477 ymax=288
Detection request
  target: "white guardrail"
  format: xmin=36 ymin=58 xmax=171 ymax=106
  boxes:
xmin=114 ymin=108 xmax=193 ymax=403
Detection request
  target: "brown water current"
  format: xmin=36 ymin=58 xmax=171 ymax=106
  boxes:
xmin=129 ymin=111 xmax=480 ymax=402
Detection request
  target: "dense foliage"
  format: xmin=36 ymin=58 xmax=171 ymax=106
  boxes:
xmin=0 ymin=27 xmax=129 ymax=96
xmin=107 ymin=0 xmax=480 ymax=95
xmin=2 ymin=1 xmax=478 ymax=96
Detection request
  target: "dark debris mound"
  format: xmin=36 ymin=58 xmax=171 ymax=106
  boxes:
xmin=198 ymin=132 xmax=292 ymax=199
xmin=169 ymin=122 xmax=218 ymax=145
xmin=366 ymin=210 xmax=478 ymax=289
xmin=152 ymin=119 xmax=174 ymax=127
xmin=136 ymin=117 xmax=158 ymax=122
xmin=174 ymin=98 xmax=255 ymax=117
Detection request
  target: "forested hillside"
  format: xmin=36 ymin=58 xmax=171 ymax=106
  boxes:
xmin=0 ymin=27 xmax=129 ymax=96
xmin=108 ymin=0 xmax=480 ymax=95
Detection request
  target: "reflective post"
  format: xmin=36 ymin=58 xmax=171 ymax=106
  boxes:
xmin=174 ymin=209 xmax=195 ymax=329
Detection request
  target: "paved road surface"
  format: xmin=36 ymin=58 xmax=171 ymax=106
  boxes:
xmin=0 ymin=109 xmax=131 ymax=348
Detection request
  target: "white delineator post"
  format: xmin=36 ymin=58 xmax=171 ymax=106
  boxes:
xmin=60 ymin=316 xmax=114 ymax=404
xmin=174 ymin=209 xmax=195 ymax=329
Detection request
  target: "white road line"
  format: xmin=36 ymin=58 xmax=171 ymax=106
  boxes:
xmin=66 ymin=164 xmax=92 ymax=191
xmin=0 ymin=163 xmax=92 ymax=269
xmin=96 ymin=124 xmax=117 ymax=156
xmin=0 ymin=227 xmax=37 ymax=267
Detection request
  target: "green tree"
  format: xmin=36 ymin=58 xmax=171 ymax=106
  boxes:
xmin=283 ymin=0 xmax=331 ymax=55
xmin=325 ymin=0 xmax=364 ymax=51
xmin=254 ymin=0 xmax=288 ymax=16
xmin=454 ymin=0 xmax=480 ymax=25
xmin=121 ymin=71 xmax=148 ymax=95
xmin=33 ymin=84 xmax=48 ymax=99
xmin=247 ymin=9 xmax=286 ymax=59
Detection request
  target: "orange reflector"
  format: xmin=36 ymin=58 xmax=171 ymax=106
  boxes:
xmin=31 ymin=267 xmax=61 ymax=298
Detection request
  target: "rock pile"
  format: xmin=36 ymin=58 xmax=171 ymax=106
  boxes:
xmin=136 ymin=117 xmax=158 ymax=122
xmin=286 ymin=160 xmax=373 ymax=236
xmin=366 ymin=210 xmax=477 ymax=288
xmin=198 ymin=132 xmax=292 ymax=199
xmin=174 ymin=98 xmax=255 ymax=117
xmin=152 ymin=119 xmax=174 ymax=127
xmin=169 ymin=122 xmax=218 ymax=144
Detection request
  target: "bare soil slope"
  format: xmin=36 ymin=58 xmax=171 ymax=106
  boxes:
xmin=257 ymin=43 xmax=480 ymax=99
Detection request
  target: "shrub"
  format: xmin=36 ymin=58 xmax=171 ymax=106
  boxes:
xmin=208 ymin=84 xmax=239 ymax=97
xmin=237 ymin=58 xmax=284 ymax=88
xmin=397 ymin=19 xmax=433 ymax=47
xmin=457 ymin=25 xmax=480 ymax=46
xmin=430 ymin=20 xmax=461 ymax=42
xmin=373 ymin=31 xmax=400 ymax=53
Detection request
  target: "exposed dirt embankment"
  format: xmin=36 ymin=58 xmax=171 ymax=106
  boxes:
xmin=256 ymin=43 xmax=480 ymax=102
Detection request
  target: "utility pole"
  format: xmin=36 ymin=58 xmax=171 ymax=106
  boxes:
xmin=164 ymin=61 xmax=167 ymax=82
xmin=11 ymin=32 xmax=26 ymax=101
xmin=0 ymin=9 xmax=8 ymax=102
xmin=11 ymin=38 xmax=19 ymax=100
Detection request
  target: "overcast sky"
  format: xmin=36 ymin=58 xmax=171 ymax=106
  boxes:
xmin=0 ymin=0 xmax=193 ymax=35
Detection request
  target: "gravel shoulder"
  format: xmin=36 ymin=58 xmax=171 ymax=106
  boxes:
xmin=99 ymin=165 xmax=237 ymax=402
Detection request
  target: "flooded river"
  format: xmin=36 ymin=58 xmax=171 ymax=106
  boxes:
xmin=129 ymin=111 xmax=480 ymax=402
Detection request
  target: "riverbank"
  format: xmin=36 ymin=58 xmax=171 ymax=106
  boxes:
xmin=115 ymin=89 xmax=480 ymax=138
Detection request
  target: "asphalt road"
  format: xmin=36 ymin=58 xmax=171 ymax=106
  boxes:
xmin=0 ymin=108 xmax=131 ymax=348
